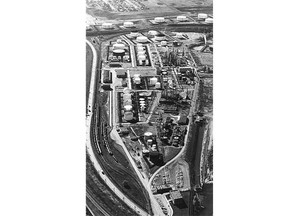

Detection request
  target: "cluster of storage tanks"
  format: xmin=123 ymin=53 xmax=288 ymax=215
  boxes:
xmin=144 ymin=132 xmax=157 ymax=151
xmin=123 ymin=88 xmax=134 ymax=121
xmin=135 ymin=44 xmax=149 ymax=66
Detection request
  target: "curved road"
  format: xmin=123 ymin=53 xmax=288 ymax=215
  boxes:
xmin=86 ymin=39 xmax=149 ymax=216
xmin=148 ymin=72 xmax=200 ymax=188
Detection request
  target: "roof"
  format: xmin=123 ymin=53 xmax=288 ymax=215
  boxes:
xmin=178 ymin=115 xmax=188 ymax=125
xmin=115 ymin=69 xmax=127 ymax=76
xmin=170 ymin=190 xmax=182 ymax=200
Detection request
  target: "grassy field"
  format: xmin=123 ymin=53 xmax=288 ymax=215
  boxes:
xmin=163 ymin=146 xmax=181 ymax=163
xmin=86 ymin=44 xmax=93 ymax=108
xmin=196 ymin=184 xmax=213 ymax=216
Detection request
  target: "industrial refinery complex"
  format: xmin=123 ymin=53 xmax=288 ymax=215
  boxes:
xmin=86 ymin=1 xmax=213 ymax=216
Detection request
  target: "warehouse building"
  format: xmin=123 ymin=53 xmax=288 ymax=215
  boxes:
xmin=115 ymin=69 xmax=127 ymax=78
xmin=103 ymin=70 xmax=112 ymax=83
xmin=170 ymin=190 xmax=183 ymax=206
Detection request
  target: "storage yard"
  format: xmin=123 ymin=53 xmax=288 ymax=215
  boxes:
xmin=87 ymin=7 xmax=213 ymax=214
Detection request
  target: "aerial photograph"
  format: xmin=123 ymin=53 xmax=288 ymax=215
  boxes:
xmin=86 ymin=0 xmax=213 ymax=215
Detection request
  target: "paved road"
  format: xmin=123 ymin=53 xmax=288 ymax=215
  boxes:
xmin=148 ymin=69 xmax=200 ymax=191
xmin=86 ymin=39 xmax=149 ymax=216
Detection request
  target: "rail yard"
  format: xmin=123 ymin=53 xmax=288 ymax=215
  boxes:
xmin=86 ymin=2 xmax=213 ymax=215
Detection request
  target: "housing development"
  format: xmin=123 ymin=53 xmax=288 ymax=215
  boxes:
xmin=86 ymin=1 xmax=213 ymax=215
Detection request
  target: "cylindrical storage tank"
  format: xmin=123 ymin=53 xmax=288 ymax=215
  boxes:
xmin=155 ymin=82 xmax=161 ymax=89
xmin=123 ymin=99 xmax=132 ymax=106
xmin=113 ymin=49 xmax=125 ymax=56
xmin=102 ymin=23 xmax=113 ymax=29
xmin=137 ymin=46 xmax=145 ymax=51
xmin=144 ymin=131 xmax=153 ymax=137
xmin=113 ymin=43 xmax=125 ymax=49
xmin=124 ymin=104 xmax=133 ymax=111
xmin=176 ymin=33 xmax=183 ymax=38
xmin=155 ymin=34 xmax=165 ymax=41
xmin=177 ymin=16 xmax=187 ymax=22
xmin=148 ymin=30 xmax=159 ymax=36
xmin=147 ymin=139 xmax=153 ymax=146
xmin=134 ymin=77 xmax=141 ymax=84
xmin=150 ymin=77 xmax=158 ymax=85
xmin=124 ymin=111 xmax=133 ymax=121
xmin=123 ymin=87 xmax=130 ymax=94
xmin=137 ymin=51 xmax=145 ymax=56
xmin=130 ymin=31 xmax=138 ymax=37
xmin=205 ymin=18 xmax=213 ymax=23
xmin=154 ymin=17 xmax=165 ymax=23
xmin=123 ymin=93 xmax=131 ymax=101
xmin=138 ymin=54 xmax=146 ymax=61
xmin=124 ymin=21 xmax=134 ymax=28
xmin=198 ymin=13 xmax=208 ymax=19
xmin=161 ymin=41 xmax=167 ymax=46
xmin=136 ymin=36 xmax=148 ymax=43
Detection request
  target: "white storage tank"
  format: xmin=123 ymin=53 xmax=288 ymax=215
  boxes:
xmin=138 ymin=54 xmax=146 ymax=61
xmin=130 ymin=31 xmax=138 ymax=37
xmin=147 ymin=139 xmax=153 ymax=146
xmin=205 ymin=18 xmax=213 ymax=23
xmin=102 ymin=23 xmax=113 ymax=29
xmin=137 ymin=51 xmax=145 ymax=56
xmin=154 ymin=17 xmax=165 ymax=23
xmin=136 ymin=36 xmax=148 ymax=43
xmin=124 ymin=104 xmax=133 ymax=111
xmin=176 ymin=32 xmax=183 ymax=38
xmin=155 ymin=34 xmax=165 ymax=41
xmin=134 ymin=76 xmax=141 ymax=84
xmin=150 ymin=77 xmax=158 ymax=85
xmin=144 ymin=131 xmax=153 ymax=137
xmin=124 ymin=111 xmax=134 ymax=121
xmin=177 ymin=15 xmax=188 ymax=22
xmin=148 ymin=30 xmax=159 ymax=36
xmin=113 ymin=43 xmax=125 ymax=49
xmin=198 ymin=13 xmax=208 ymax=19
xmin=155 ymin=82 xmax=161 ymax=89
xmin=123 ymin=21 xmax=134 ymax=28
xmin=123 ymin=93 xmax=132 ymax=101
xmin=137 ymin=47 xmax=145 ymax=52
xmin=123 ymin=87 xmax=131 ymax=94
xmin=123 ymin=99 xmax=132 ymax=106
xmin=113 ymin=49 xmax=125 ymax=55
xmin=161 ymin=41 xmax=167 ymax=46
